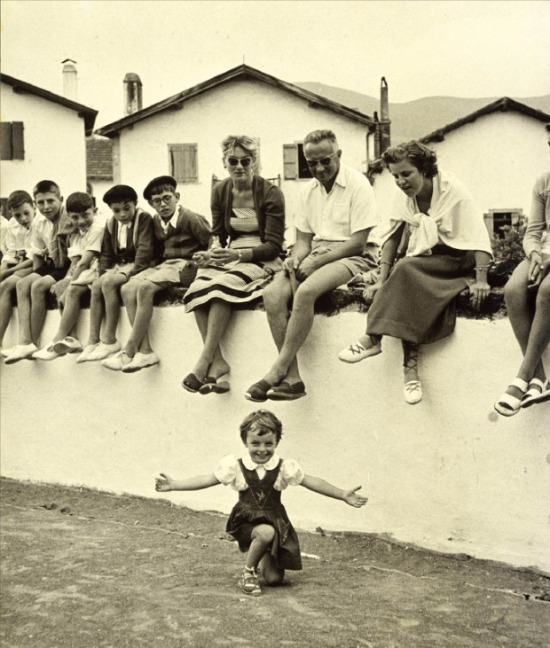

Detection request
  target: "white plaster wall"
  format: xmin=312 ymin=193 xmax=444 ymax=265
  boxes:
xmin=111 ymin=78 xmax=370 ymax=227
xmin=0 ymin=82 xmax=88 ymax=197
xmin=426 ymin=112 xmax=548 ymax=215
xmin=1 ymin=309 xmax=548 ymax=573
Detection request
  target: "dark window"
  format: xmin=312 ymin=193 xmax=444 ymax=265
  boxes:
xmin=283 ymin=143 xmax=313 ymax=180
xmin=1 ymin=122 xmax=24 ymax=160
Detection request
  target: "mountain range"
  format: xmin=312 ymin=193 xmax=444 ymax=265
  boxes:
xmin=296 ymin=82 xmax=550 ymax=144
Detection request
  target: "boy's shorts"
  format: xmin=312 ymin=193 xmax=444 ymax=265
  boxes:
xmin=131 ymin=259 xmax=197 ymax=289
xmin=34 ymin=258 xmax=71 ymax=282
xmin=71 ymin=259 xmax=99 ymax=287
xmin=103 ymin=262 xmax=135 ymax=279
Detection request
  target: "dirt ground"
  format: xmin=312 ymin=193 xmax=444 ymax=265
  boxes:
xmin=1 ymin=477 xmax=549 ymax=648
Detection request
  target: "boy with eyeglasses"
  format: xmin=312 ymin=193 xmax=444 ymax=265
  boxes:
xmin=246 ymin=129 xmax=379 ymax=402
xmin=102 ymin=175 xmax=211 ymax=372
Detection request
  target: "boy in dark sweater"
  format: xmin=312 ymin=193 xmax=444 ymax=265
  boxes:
xmin=102 ymin=175 xmax=211 ymax=372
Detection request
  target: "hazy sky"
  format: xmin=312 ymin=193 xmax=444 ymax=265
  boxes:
xmin=2 ymin=0 xmax=549 ymax=126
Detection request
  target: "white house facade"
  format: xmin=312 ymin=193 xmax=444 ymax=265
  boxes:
xmin=1 ymin=75 xmax=97 ymax=206
xmin=95 ymin=65 xmax=383 ymax=232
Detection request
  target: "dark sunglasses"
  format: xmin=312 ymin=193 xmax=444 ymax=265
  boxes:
xmin=227 ymin=157 xmax=252 ymax=167
xmin=305 ymin=152 xmax=338 ymax=168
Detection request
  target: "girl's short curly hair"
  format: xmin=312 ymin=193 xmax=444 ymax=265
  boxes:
xmin=221 ymin=135 xmax=259 ymax=161
xmin=239 ymin=409 xmax=283 ymax=443
xmin=382 ymin=140 xmax=438 ymax=178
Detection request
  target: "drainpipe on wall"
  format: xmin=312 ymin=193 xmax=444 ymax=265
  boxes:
xmin=379 ymin=76 xmax=391 ymax=153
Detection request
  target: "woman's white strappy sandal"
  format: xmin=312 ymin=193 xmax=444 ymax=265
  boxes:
xmin=494 ymin=378 xmax=529 ymax=417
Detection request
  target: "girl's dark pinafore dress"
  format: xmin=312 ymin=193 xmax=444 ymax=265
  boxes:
xmin=226 ymin=458 xmax=302 ymax=570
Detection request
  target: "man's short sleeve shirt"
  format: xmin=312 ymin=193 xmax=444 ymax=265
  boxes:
xmin=294 ymin=164 xmax=378 ymax=241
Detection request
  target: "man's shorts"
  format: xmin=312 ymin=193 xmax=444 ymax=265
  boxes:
xmin=34 ymin=258 xmax=71 ymax=282
xmin=299 ymin=240 xmax=379 ymax=277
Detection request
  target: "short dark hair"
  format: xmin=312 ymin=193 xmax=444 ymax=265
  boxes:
xmin=66 ymin=192 xmax=94 ymax=213
xmin=303 ymin=129 xmax=339 ymax=150
xmin=382 ymin=141 xmax=438 ymax=177
xmin=239 ymin=409 xmax=283 ymax=444
xmin=33 ymin=180 xmax=61 ymax=198
xmin=8 ymin=190 xmax=33 ymax=211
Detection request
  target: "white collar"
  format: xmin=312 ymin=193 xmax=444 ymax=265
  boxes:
xmin=159 ymin=206 xmax=180 ymax=230
xmin=241 ymin=454 xmax=280 ymax=471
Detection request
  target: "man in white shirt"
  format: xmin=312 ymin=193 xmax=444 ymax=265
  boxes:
xmin=246 ymin=129 xmax=378 ymax=401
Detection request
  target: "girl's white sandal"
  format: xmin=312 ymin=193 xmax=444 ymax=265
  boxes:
xmin=494 ymin=378 xmax=529 ymax=417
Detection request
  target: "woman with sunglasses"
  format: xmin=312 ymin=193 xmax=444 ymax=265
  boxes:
xmin=182 ymin=135 xmax=285 ymax=394
xmin=339 ymin=140 xmax=493 ymax=404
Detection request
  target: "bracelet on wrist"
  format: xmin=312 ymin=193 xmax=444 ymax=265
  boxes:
xmin=380 ymin=260 xmax=393 ymax=266
xmin=474 ymin=264 xmax=492 ymax=270
xmin=529 ymin=250 xmax=541 ymax=260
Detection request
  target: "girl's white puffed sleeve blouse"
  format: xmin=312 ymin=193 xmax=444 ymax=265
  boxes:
xmin=214 ymin=454 xmax=304 ymax=492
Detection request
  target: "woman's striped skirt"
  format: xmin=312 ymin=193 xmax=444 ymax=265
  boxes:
xmin=183 ymin=258 xmax=282 ymax=312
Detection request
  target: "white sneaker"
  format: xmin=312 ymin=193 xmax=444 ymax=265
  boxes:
xmin=1 ymin=346 xmax=16 ymax=358
xmin=87 ymin=340 xmax=121 ymax=361
xmin=338 ymin=340 xmax=382 ymax=363
xmin=4 ymin=343 xmax=38 ymax=364
xmin=404 ymin=380 xmax=423 ymax=405
xmin=122 ymin=351 xmax=160 ymax=373
xmin=53 ymin=336 xmax=83 ymax=355
xmin=76 ymin=343 xmax=100 ymax=363
xmin=101 ymin=350 xmax=132 ymax=371
xmin=32 ymin=343 xmax=61 ymax=361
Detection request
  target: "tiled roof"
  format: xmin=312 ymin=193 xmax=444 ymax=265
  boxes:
xmin=95 ymin=64 xmax=375 ymax=137
xmin=420 ymin=97 xmax=550 ymax=143
xmin=2 ymin=74 xmax=97 ymax=135
xmin=86 ymin=136 xmax=113 ymax=180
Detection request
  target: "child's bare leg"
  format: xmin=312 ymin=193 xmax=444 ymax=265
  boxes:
xmin=258 ymin=553 xmax=284 ymax=586
xmin=28 ymin=275 xmax=55 ymax=346
xmin=52 ymin=284 xmax=88 ymax=341
xmin=14 ymin=273 xmax=39 ymax=344
xmin=124 ymin=280 xmax=163 ymax=355
xmin=101 ymin=273 xmax=127 ymax=344
xmin=120 ymin=280 xmax=139 ymax=326
xmin=246 ymin=524 xmax=276 ymax=569
xmin=87 ymin=278 xmax=105 ymax=345
xmin=0 ymin=275 xmax=20 ymax=344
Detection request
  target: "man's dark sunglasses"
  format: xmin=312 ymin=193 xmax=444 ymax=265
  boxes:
xmin=305 ymin=152 xmax=338 ymax=168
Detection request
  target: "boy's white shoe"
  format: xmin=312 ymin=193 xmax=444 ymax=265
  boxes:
xmin=1 ymin=347 xmax=16 ymax=358
xmin=76 ymin=343 xmax=100 ymax=363
xmin=122 ymin=351 xmax=160 ymax=373
xmin=101 ymin=350 xmax=132 ymax=371
xmin=53 ymin=336 xmax=83 ymax=355
xmin=4 ymin=343 xmax=38 ymax=364
xmin=32 ymin=343 xmax=61 ymax=361
xmin=87 ymin=340 xmax=121 ymax=361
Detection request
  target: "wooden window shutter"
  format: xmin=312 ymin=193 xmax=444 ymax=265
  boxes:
xmin=1 ymin=123 xmax=13 ymax=160
xmin=283 ymin=144 xmax=298 ymax=180
xmin=11 ymin=122 xmax=24 ymax=159
xmin=169 ymin=143 xmax=197 ymax=183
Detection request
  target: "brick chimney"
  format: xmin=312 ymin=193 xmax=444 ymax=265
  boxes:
xmin=62 ymin=58 xmax=77 ymax=100
xmin=124 ymin=73 xmax=143 ymax=115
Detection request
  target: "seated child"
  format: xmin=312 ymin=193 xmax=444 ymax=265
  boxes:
xmin=76 ymin=185 xmax=154 ymax=362
xmin=155 ymin=409 xmax=367 ymax=597
xmin=102 ymin=175 xmax=211 ymax=372
xmin=2 ymin=180 xmax=73 ymax=363
xmin=33 ymin=192 xmax=104 ymax=360
xmin=0 ymin=191 xmax=42 ymax=348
